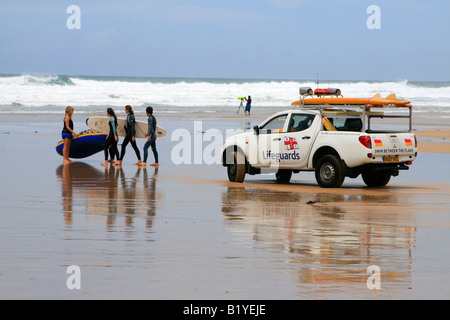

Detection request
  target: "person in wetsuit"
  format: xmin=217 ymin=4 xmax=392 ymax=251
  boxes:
xmin=139 ymin=106 xmax=159 ymax=168
xmin=115 ymin=105 xmax=142 ymax=166
xmin=61 ymin=106 xmax=79 ymax=165
xmin=101 ymin=107 xmax=120 ymax=165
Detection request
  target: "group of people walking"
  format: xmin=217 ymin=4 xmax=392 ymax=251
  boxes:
xmin=61 ymin=105 xmax=159 ymax=168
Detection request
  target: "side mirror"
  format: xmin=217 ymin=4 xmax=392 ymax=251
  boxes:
xmin=253 ymin=125 xmax=260 ymax=135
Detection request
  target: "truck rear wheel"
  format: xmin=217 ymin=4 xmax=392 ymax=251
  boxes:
xmin=227 ymin=151 xmax=246 ymax=183
xmin=362 ymin=172 xmax=391 ymax=187
xmin=315 ymin=155 xmax=345 ymax=188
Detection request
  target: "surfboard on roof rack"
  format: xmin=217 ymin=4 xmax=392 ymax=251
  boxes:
xmin=291 ymin=87 xmax=411 ymax=108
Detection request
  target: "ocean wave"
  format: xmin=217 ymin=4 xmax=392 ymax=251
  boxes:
xmin=0 ymin=74 xmax=449 ymax=110
xmin=0 ymin=74 xmax=75 ymax=86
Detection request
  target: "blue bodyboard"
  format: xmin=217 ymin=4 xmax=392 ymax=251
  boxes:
xmin=56 ymin=129 xmax=108 ymax=158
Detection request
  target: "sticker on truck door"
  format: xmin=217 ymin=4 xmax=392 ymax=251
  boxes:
xmin=284 ymin=137 xmax=299 ymax=150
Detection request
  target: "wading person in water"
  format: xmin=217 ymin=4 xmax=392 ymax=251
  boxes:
xmin=101 ymin=107 xmax=119 ymax=166
xmin=61 ymin=106 xmax=79 ymax=165
xmin=139 ymin=106 xmax=159 ymax=168
xmin=115 ymin=105 xmax=142 ymax=167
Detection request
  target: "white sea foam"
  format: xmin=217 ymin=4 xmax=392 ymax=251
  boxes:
xmin=0 ymin=75 xmax=449 ymax=114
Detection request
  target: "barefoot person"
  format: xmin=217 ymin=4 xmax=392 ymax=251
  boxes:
xmin=140 ymin=106 xmax=159 ymax=168
xmin=100 ymin=108 xmax=119 ymax=165
xmin=115 ymin=105 xmax=142 ymax=166
xmin=61 ymin=106 xmax=79 ymax=165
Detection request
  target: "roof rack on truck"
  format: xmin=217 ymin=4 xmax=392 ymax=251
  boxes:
xmin=291 ymin=87 xmax=413 ymax=132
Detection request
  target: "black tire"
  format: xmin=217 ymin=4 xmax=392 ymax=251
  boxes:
xmin=315 ymin=155 xmax=345 ymax=188
xmin=227 ymin=151 xmax=246 ymax=183
xmin=275 ymin=169 xmax=292 ymax=183
xmin=362 ymin=172 xmax=391 ymax=187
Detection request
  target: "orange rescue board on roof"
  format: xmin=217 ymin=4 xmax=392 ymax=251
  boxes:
xmin=291 ymin=94 xmax=410 ymax=107
xmin=291 ymin=97 xmax=411 ymax=106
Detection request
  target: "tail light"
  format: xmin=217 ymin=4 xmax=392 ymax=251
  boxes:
xmin=359 ymin=135 xmax=372 ymax=149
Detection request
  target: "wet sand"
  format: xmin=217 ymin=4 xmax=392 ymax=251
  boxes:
xmin=1 ymin=112 xmax=450 ymax=300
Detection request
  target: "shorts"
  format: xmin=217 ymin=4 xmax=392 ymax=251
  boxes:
xmin=245 ymin=105 xmax=251 ymax=111
xmin=62 ymin=132 xmax=73 ymax=140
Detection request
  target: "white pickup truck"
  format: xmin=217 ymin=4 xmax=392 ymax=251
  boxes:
xmin=222 ymin=105 xmax=418 ymax=188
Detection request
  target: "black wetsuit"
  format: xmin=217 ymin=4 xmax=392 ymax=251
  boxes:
xmin=143 ymin=115 xmax=158 ymax=164
xmin=104 ymin=116 xmax=119 ymax=161
xmin=119 ymin=113 xmax=141 ymax=161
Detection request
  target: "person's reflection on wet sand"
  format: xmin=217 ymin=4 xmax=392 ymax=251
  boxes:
xmin=57 ymin=162 xmax=160 ymax=231
xmin=56 ymin=162 xmax=105 ymax=228
xmin=143 ymin=167 xmax=158 ymax=230
xmin=120 ymin=167 xmax=139 ymax=228
xmin=59 ymin=163 xmax=73 ymax=228
xmin=104 ymin=164 xmax=121 ymax=228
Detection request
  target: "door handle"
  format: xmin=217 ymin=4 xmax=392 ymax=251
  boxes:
xmin=273 ymin=137 xmax=281 ymax=141
xmin=302 ymin=136 xmax=311 ymax=139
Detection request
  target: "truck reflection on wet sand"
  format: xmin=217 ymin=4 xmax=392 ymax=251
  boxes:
xmin=221 ymin=186 xmax=415 ymax=292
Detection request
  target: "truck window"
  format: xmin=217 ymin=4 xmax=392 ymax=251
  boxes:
xmin=260 ymin=114 xmax=287 ymax=133
xmin=328 ymin=117 xmax=362 ymax=132
xmin=288 ymin=114 xmax=316 ymax=132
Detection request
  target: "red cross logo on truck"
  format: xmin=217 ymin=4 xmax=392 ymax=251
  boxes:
xmin=284 ymin=137 xmax=298 ymax=150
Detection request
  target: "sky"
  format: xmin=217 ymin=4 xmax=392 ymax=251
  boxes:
xmin=0 ymin=0 xmax=449 ymax=81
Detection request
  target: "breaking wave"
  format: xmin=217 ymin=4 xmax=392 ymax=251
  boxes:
xmin=0 ymin=74 xmax=449 ymax=114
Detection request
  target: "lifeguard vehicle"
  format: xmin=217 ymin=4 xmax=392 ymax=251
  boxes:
xmin=222 ymin=87 xmax=417 ymax=188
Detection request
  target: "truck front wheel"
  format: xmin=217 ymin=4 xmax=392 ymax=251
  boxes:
xmin=315 ymin=155 xmax=345 ymax=188
xmin=227 ymin=151 xmax=246 ymax=183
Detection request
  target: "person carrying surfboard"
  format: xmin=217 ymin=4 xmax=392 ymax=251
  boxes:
xmin=115 ymin=105 xmax=142 ymax=167
xmin=139 ymin=106 xmax=159 ymax=168
xmin=101 ymin=108 xmax=120 ymax=165
xmin=61 ymin=106 xmax=80 ymax=165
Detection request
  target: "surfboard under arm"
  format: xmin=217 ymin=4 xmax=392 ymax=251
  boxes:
xmin=86 ymin=116 xmax=167 ymax=138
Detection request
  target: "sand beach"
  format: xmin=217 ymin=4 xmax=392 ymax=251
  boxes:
xmin=1 ymin=0 xmax=450 ymax=306
xmin=0 ymin=108 xmax=449 ymax=300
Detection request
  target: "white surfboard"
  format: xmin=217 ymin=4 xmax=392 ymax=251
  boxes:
xmin=86 ymin=116 xmax=167 ymax=138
